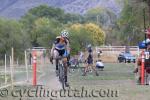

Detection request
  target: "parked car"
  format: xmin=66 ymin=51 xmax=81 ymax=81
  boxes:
xmin=118 ymin=52 xmax=136 ymax=63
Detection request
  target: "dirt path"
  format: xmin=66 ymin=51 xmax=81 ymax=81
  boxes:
xmin=37 ymin=63 xmax=62 ymax=90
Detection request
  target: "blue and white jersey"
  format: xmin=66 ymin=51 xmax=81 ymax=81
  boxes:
xmin=55 ymin=43 xmax=66 ymax=50
xmin=54 ymin=36 xmax=67 ymax=50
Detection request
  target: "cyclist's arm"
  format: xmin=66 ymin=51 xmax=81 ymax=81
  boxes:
xmin=66 ymin=39 xmax=70 ymax=54
xmin=50 ymin=43 xmax=55 ymax=56
xmin=50 ymin=39 xmax=59 ymax=57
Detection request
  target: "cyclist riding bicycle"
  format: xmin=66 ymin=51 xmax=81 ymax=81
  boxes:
xmin=134 ymin=41 xmax=150 ymax=84
xmin=50 ymin=30 xmax=70 ymax=87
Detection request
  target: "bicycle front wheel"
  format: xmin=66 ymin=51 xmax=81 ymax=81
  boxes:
xmin=59 ymin=64 xmax=65 ymax=90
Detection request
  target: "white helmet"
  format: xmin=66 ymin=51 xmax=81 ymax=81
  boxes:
xmin=60 ymin=30 xmax=69 ymax=38
xmin=88 ymin=44 xmax=91 ymax=48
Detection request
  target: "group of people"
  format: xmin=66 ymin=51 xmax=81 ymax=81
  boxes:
xmin=134 ymin=28 xmax=150 ymax=84
xmin=49 ymin=26 xmax=150 ymax=86
xmin=49 ymin=30 xmax=104 ymax=87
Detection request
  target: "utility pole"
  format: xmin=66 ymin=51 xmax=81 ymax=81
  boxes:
xmin=148 ymin=0 xmax=150 ymax=24
xmin=97 ymin=15 xmax=99 ymax=25
xmin=143 ymin=0 xmax=147 ymax=46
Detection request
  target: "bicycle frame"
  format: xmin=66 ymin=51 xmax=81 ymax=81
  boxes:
xmin=58 ymin=57 xmax=67 ymax=90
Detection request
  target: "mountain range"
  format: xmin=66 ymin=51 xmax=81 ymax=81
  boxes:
xmin=0 ymin=0 xmax=123 ymax=19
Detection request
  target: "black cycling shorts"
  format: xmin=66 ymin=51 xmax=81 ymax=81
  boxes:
xmin=55 ymin=48 xmax=65 ymax=56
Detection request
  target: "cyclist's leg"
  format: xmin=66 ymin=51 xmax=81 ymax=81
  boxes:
xmin=82 ymin=63 xmax=88 ymax=76
xmin=91 ymin=64 xmax=99 ymax=76
xmin=54 ymin=49 xmax=59 ymax=72
xmin=64 ymin=61 xmax=68 ymax=85
xmin=67 ymin=54 xmax=70 ymax=66
xmin=60 ymin=49 xmax=69 ymax=86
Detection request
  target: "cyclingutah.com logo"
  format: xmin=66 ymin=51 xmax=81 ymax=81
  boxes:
xmin=0 ymin=85 xmax=119 ymax=100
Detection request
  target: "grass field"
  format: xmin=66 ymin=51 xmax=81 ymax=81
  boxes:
xmin=1 ymin=63 xmax=150 ymax=100
xmin=67 ymin=63 xmax=150 ymax=100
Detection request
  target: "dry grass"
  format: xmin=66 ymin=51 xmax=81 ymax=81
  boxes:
xmin=68 ymin=63 xmax=150 ymax=100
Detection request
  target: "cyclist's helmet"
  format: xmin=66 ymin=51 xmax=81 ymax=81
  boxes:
xmin=61 ymin=30 xmax=69 ymax=38
xmin=87 ymin=44 xmax=91 ymax=48
xmin=56 ymin=36 xmax=61 ymax=39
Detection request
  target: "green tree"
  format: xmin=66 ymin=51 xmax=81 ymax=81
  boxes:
xmin=0 ymin=18 xmax=30 ymax=59
xmin=22 ymin=5 xmax=83 ymax=24
xmin=84 ymin=23 xmax=106 ymax=45
xmin=85 ymin=7 xmax=117 ymax=27
xmin=20 ymin=5 xmax=85 ymax=47
xmin=68 ymin=23 xmax=105 ymax=54
xmin=31 ymin=17 xmax=61 ymax=47
xmin=116 ymin=0 xmax=148 ymax=45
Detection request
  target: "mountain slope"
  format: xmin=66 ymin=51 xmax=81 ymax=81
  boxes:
xmin=0 ymin=0 xmax=122 ymax=19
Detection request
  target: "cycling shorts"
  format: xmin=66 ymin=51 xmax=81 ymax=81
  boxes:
xmin=55 ymin=48 xmax=68 ymax=57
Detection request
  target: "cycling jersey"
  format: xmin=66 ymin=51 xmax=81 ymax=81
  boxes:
xmin=54 ymin=36 xmax=67 ymax=50
xmin=87 ymin=54 xmax=93 ymax=64
xmin=137 ymin=51 xmax=150 ymax=68
xmin=88 ymin=47 xmax=92 ymax=53
xmin=145 ymin=51 xmax=150 ymax=68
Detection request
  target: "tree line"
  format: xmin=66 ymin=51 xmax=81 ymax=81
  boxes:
xmin=113 ymin=0 xmax=150 ymax=45
xmin=0 ymin=5 xmax=106 ymax=60
xmin=1 ymin=0 xmax=148 ymax=61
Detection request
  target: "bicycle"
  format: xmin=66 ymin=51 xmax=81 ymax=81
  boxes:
xmin=58 ymin=56 xmax=68 ymax=90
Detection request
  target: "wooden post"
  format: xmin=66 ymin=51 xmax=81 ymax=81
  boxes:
xmin=25 ymin=50 xmax=29 ymax=82
xmin=11 ymin=48 xmax=14 ymax=89
xmin=5 ymin=54 xmax=7 ymax=84
xmin=17 ymin=58 xmax=19 ymax=67
xmin=10 ymin=56 xmax=13 ymax=89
